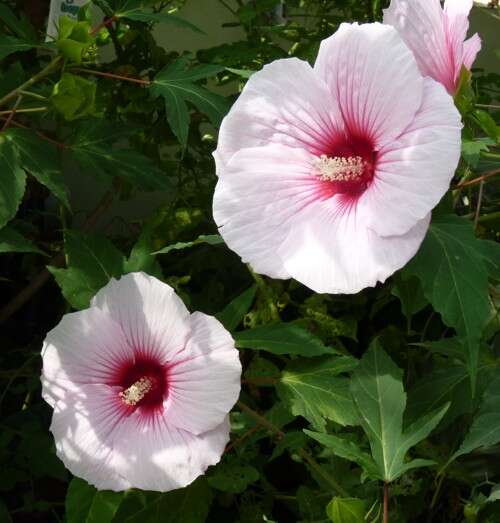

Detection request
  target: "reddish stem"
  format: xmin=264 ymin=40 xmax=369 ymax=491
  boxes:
xmin=384 ymin=483 xmax=389 ymax=523
xmin=453 ymin=169 xmax=500 ymax=189
xmin=72 ymin=67 xmax=151 ymax=85
xmin=90 ymin=16 xmax=118 ymax=36
xmin=1 ymin=95 xmax=23 ymax=132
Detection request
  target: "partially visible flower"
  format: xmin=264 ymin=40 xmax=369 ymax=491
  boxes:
xmin=213 ymin=23 xmax=461 ymax=294
xmin=384 ymin=0 xmax=481 ymax=94
xmin=41 ymin=272 xmax=241 ymax=492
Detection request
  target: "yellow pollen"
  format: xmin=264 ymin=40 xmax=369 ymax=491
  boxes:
xmin=315 ymin=155 xmax=365 ymax=182
xmin=119 ymin=377 xmax=153 ymax=406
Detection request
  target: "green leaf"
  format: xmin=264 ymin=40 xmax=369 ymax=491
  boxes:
xmin=0 ymin=34 xmax=37 ymax=60
xmin=350 ymin=341 xmax=448 ymax=482
xmin=0 ymin=4 xmax=37 ymax=40
xmin=65 ymin=477 xmax=124 ymax=523
xmin=124 ymin=478 xmax=213 ymax=523
xmin=0 ymin=226 xmax=45 ymax=255
xmin=69 ymin=120 xmax=172 ymax=191
xmin=51 ymin=73 xmax=96 ymax=121
xmin=450 ymin=375 xmax=500 ymax=463
xmin=461 ymin=138 xmax=493 ymax=167
xmin=124 ymin=225 xmax=163 ymax=279
xmin=208 ymin=462 xmax=259 ymax=493
xmin=326 ymin=497 xmax=367 ymax=523
xmin=153 ymin=234 xmax=223 ymax=254
xmin=150 ymin=60 xmax=229 ymax=146
xmin=216 ymin=285 xmax=257 ymax=331
xmin=4 ymin=128 xmax=69 ymax=208
xmin=270 ymin=431 xmax=307 ymax=461
xmin=116 ymin=8 xmax=203 ymax=34
xmin=49 ymin=230 xmax=125 ymax=309
xmin=0 ymin=136 xmax=26 ymax=230
xmin=472 ymin=109 xmax=500 ymax=142
xmin=305 ymin=430 xmax=379 ymax=479
xmin=235 ymin=322 xmax=338 ymax=357
xmin=392 ymin=274 xmax=427 ymax=327
xmin=404 ymin=214 xmax=492 ymax=393
xmin=278 ymin=356 xmax=359 ymax=430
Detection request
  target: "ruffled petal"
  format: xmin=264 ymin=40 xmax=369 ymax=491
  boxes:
xmin=383 ymin=0 xmax=456 ymax=93
xmin=214 ymin=57 xmax=344 ymax=170
xmin=110 ymin=415 xmax=230 ymax=491
xmin=278 ymin=200 xmax=430 ymax=294
xmin=91 ymin=273 xmax=191 ymax=364
xmin=42 ymin=308 xmax=133 ymax=407
xmin=314 ymin=22 xmax=423 ymax=148
xmin=50 ymin=384 xmax=132 ymax=491
xmin=213 ymin=144 xmax=325 ymax=279
xmin=164 ymin=313 xmax=241 ymax=435
xmin=462 ymin=33 xmax=481 ymax=70
xmin=356 ymin=78 xmax=461 ymax=237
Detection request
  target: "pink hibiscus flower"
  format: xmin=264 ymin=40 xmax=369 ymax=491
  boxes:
xmin=41 ymin=272 xmax=241 ymax=491
xmin=213 ymin=23 xmax=461 ymax=294
xmin=384 ymin=0 xmax=481 ymax=95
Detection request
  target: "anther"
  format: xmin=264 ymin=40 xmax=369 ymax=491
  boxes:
xmin=314 ymin=155 xmax=366 ymax=182
xmin=119 ymin=376 xmax=154 ymax=406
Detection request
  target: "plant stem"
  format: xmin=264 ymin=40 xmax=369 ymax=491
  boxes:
xmin=383 ymin=483 xmax=389 ymax=523
xmin=453 ymin=168 xmax=500 ymax=189
xmin=71 ymin=67 xmax=151 ymax=85
xmin=237 ymin=401 xmax=349 ymax=496
xmin=18 ymin=90 xmax=47 ymax=101
xmin=0 ymin=106 xmax=48 ymax=116
xmin=0 ymin=56 xmax=62 ymax=108
xmin=247 ymin=266 xmax=280 ymax=321
xmin=90 ymin=15 xmax=117 ymax=36
xmin=0 ymin=186 xmax=117 ymax=325
xmin=0 ymin=95 xmax=23 ymax=131
xmin=474 ymin=180 xmax=485 ymax=230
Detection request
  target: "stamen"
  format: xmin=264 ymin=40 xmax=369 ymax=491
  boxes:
xmin=119 ymin=376 xmax=153 ymax=406
xmin=314 ymin=155 xmax=366 ymax=182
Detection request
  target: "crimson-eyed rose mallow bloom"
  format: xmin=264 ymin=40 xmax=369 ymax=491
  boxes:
xmin=41 ymin=272 xmax=241 ymax=492
xmin=384 ymin=0 xmax=481 ymax=95
xmin=213 ymin=23 xmax=461 ymax=294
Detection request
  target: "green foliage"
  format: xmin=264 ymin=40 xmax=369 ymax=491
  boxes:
xmin=326 ymin=497 xmax=367 ymax=523
xmin=0 ymin=0 xmax=498 ymax=521
xmin=349 ymin=341 xmax=449 ymax=482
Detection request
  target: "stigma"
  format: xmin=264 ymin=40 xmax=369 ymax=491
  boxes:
xmin=314 ymin=155 xmax=366 ymax=182
xmin=119 ymin=376 xmax=154 ymax=406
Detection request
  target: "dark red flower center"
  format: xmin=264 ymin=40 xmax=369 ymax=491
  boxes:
xmin=115 ymin=357 xmax=168 ymax=412
xmin=316 ymin=134 xmax=377 ymax=198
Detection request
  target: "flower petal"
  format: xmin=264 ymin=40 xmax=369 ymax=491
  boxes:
xmin=42 ymin=308 xmax=133 ymax=407
xmin=462 ymin=33 xmax=481 ymax=70
xmin=278 ymin=200 xmax=431 ymax=295
xmin=165 ymin=312 xmax=241 ymax=435
xmin=50 ymin=384 xmax=132 ymax=491
xmin=314 ymin=22 xmax=423 ymax=148
xmin=214 ymin=57 xmax=344 ymax=170
xmin=213 ymin=144 xmax=324 ymax=279
xmin=110 ymin=415 xmax=230 ymax=491
xmin=91 ymin=272 xmax=191 ymax=363
xmin=356 ymin=78 xmax=461 ymax=237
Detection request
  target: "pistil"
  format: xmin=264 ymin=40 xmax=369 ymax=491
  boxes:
xmin=119 ymin=376 xmax=154 ymax=406
xmin=315 ymin=155 xmax=366 ymax=182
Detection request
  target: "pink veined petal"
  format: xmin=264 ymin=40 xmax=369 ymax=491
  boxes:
xmin=383 ymin=0 xmax=456 ymax=94
xmin=314 ymin=22 xmax=423 ymax=149
xmin=91 ymin=272 xmax=191 ymax=364
xmin=50 ymin=384 xmax=133 ymax=491
xmin=213 ymin=57 xmax=344 ymax=171
xmin=42 ymin=308 xmax=134 ymax=407
xmin=277 ymin=200 xmax=431 ymax=295
xmin=213 ymin=144 xmax=324 ymax=279
xmin=356 ymin=78 xmax=461 ymax=237
xmin=165 ymin=312 xmax=241 ymax=435
xmin=462 ymin=33 xmax=481 ymax=70
xmin=110 ymin=414 xmax=230 ymax=492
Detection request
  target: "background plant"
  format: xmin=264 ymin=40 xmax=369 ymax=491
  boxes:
xmin=0 ymin=1 xmax=499 ymax=522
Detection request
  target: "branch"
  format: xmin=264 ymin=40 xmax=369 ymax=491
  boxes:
xmin=0 ymin=187 xmax=117 ymax=324
xmin=237 ymin=401 xmax=349 ymax=496
xmin=0 ymin=95 xmax=23 ymax=131
xmin=71 ymin=67 xmax=151 ymax=85
xmin=453 ymin=168 xmax=500 ymax=189
xmin=0 ymin=56 xmax=62 ymax=108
